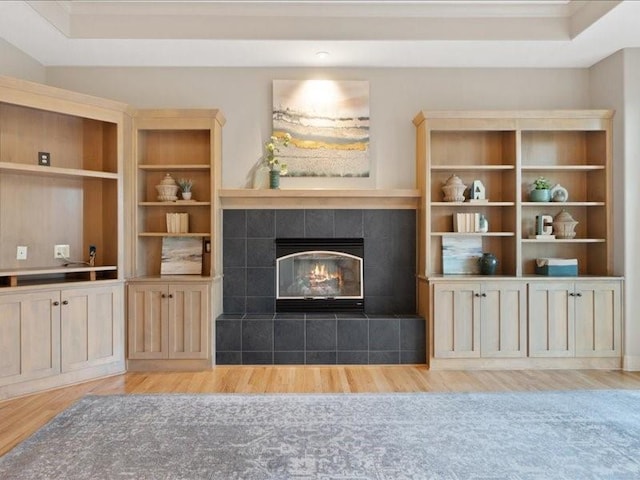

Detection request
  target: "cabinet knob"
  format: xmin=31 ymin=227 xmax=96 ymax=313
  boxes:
xmin=481 ymin=293 xmax=487 ymax=297
xmin=576 ymin=292 xmax=582 ymax=297
xmin=168 ymin=294 xmax=173 ymax=299
xmin=62 ymin=300 xmax=69 ymax=305
xmin=161 ymin=294 xmax=167 ymax=298
xmin=474 ymin=293 xmax=481 ymax=297
xmin=52 ymin=301 xmax=60 ymax=306
xmin=569 ymin=293 xmax=575 ymax=297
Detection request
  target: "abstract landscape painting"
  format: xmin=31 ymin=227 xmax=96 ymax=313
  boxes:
xmin=442 ymin=236 xmax=482 ymax=274
xmin=272 ymin=80 xmax=369 ymax=177
xmin=160 ymin=237 xmax=203 ymax=275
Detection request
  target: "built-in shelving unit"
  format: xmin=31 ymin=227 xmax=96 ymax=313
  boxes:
xmin=0 ymin=75 xmax=127 ymax=400
xmin=0 ymin=75 xmax=126 ymax=285
xmin=127 ymin=109 xmax=225 ymax=371
xmin=414 ymin=110 xmax=621 ymax=370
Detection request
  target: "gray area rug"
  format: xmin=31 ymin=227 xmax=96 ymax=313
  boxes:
xmin=1 ymin=390 xmax=640 ymax=479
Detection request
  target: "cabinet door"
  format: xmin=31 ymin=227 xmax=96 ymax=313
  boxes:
xmin=127 ymin=283 xmax=168 ymax=359
xmin=0 ymin=291 xmax=60 ymax=386
xmin=433 ymin=282 xmax=480 ymax=358
xmin=575 ymin=281 xmax=621 ymax=357
xmin=168 ymin=283 xmax=209 ymax=359
xmin=528 ymin=282 xmax=575 ymax=357
xmin=481 ymin=281 xmax=527 ymax=358
xmin=61 ymin=285 xmax=124 ymax=372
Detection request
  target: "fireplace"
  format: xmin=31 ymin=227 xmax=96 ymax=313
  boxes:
xmin=275 ymin=238 xmax=364 ymax=312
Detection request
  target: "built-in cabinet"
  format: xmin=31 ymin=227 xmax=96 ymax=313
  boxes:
xmin=415 ymin=110 xmax=623 ymax=369
xmin=127 ymin=282 xmax=209 ymax=362
xmin=529 ymin=280 xmax=621 ymax=359
xmin=0 ymin=283 xmax=124 ymax=399
xmin=127 ymin=109 xmax=224 ymax=370
xmin=0 ymin=76 xmax=126 ymax=399
xmin=432 ymin=280 xmax=527 ymax=362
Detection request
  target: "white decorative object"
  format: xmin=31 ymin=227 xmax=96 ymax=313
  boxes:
xmin=550 ymin=184 xmax=569 ymax=202
xmin=469 ymin=180 xmax=487 ymax=202
xmin=552 ymin=210 xmax=579 ymax=239
xmin=155 ymin=173 xmax=179 ymax=201
xmin=442 ymin=174 xmax=467 ymax=202
xmin=166 ymin=213 xmax=189 ymax=233
xmin=535 ymin=214 xmax=554 ymax=236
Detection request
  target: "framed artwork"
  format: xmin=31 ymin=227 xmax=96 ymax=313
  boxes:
xmin=160 ymin=237 xmax=203 ymax=275
xmin=442 ymin=236 xmax=482 ymax=274
xmin=272 ymin=79 xmax=370 ymax=177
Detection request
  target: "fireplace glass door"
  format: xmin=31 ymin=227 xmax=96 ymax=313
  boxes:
xmin=277 ymin=251 xmax=363 ymax=300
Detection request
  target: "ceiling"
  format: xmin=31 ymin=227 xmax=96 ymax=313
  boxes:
xmin=1 ymin=0 xmax=640 ymax=68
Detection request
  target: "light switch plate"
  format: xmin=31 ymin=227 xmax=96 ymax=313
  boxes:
xmin=17 ymin=246 xmax=27 ymax=260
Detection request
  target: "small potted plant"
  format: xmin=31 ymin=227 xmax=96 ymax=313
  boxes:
xmin=177 ymin=178 xmax=193 ymax=200
xmin=264 ymin=132 xmax=291 ymax=189
xmin=530 ymin=176 xmax=551 ymax=202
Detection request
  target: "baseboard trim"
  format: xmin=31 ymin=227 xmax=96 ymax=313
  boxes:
xmin=623 ymin=355 xmax=640 ymax=371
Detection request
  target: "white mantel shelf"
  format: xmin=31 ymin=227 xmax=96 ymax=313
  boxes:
xmin=219 ymin=189 xmax=421 ymax=209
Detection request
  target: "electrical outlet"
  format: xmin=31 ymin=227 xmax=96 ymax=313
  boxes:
xmin=38 ymin=152 xmax=51 ymax=166
xmin=16 ymin=246 xmax=28 ymax=260
xmin=54 ymin=244 xmax=70 ymax=259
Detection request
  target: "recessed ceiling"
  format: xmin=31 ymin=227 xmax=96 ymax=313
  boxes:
xmin=1 ymin=0 xmax=639 ymax=68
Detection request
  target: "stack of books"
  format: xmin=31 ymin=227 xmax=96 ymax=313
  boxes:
xmin=453 ymin=213 xmax=484 ymax=233
xmin=166 ymin=213 xmax=189 ymax=233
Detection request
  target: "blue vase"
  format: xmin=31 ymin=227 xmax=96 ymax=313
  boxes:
xmin=479 ymin=253 xmax=498 ymax=275
xmin=530 ymin=189 xmax=551 ymax=202
xmin=269 ymin=170 xmax=280 ymax=189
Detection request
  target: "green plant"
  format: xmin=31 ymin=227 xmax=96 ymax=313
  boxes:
xmin=177 ymin=178 xmax=193 ymax=192
xmin=264 ymin=132 xmax=292 ymax=171
xmin=533 ymin=176 xmax=551 ymax=190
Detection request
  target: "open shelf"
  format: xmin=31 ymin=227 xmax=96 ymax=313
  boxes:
xmin=0 ymin=162 xmax=119 ymax=180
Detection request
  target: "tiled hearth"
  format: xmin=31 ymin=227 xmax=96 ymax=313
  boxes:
xmin=217 ymin=208 xmax=425 ymax=365
xmin=216 ymin=312 xmax=425 ymax=365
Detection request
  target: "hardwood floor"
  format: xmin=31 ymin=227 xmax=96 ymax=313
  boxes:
xmin=2 ymin=366 xmax=640 ymax=457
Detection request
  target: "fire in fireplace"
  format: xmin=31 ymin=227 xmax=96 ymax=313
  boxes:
xmin=275 ymin=238 xmax=364 ymax=312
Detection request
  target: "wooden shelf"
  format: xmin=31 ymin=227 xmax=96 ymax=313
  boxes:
xmin=138 ymin=201 xmax=211 ymax=206
xmin=521 ymin=165 xmax=605 ymax=171
xmin=431 ymin=165 xmax=515 ymax=171
xmin=521 ymin=238 xmax=606 ymax=243
xmin=219 ymin=188 xmax=421 ymax=209
xmin=431 ymin=232 xmax=515 ymax=237
xmin=0 ymin=162 xmax=118 ymax=179
xmin=0 ymin=266 xmax=117 ymax=287
xmin=432 ymin=201 xmax=515 ymax=207
xmin=138 ymin=232 xmax=210 ymax=237
xmin=522 ymin=202 xmax=605 ymax=207
xmin=138 ymin=164 xmax=210 ymax=171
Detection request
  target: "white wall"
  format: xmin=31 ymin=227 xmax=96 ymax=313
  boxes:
xmin=45 ymin=67 xmax=589 ymax=189
xmin=590 ymin=48 xmax=640 ymax=371
xmin=0 ymin=39 xmax=45 ymax=84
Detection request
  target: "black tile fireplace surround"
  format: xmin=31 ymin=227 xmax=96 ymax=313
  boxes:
xmin=218 ymin=209 xmax=425 ymax=365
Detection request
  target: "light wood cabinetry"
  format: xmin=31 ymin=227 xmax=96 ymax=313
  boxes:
xmin=60 ymin=285 xmax=124 ymax=372
xmin=0 ymin=75 xmax=126 ymax=287
xmin=0 ymin=283 xmax=124 ymax=399
xmin=529 ymin=279 xmax=621 ymax=358
xmin=127 ymin=110 xmax=224 ymax=370
xmin=432 ymin=280 xmax=526 ymax=365
xmin=415 ymin=110 xmax=622 ymax=370
xmin=0 ymin=76 xmax=126 ymax=399
xmin=127 ymin=282 xmax=209 ymax=362
xmin=0 ymin=290 xmax=60 ymax=387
